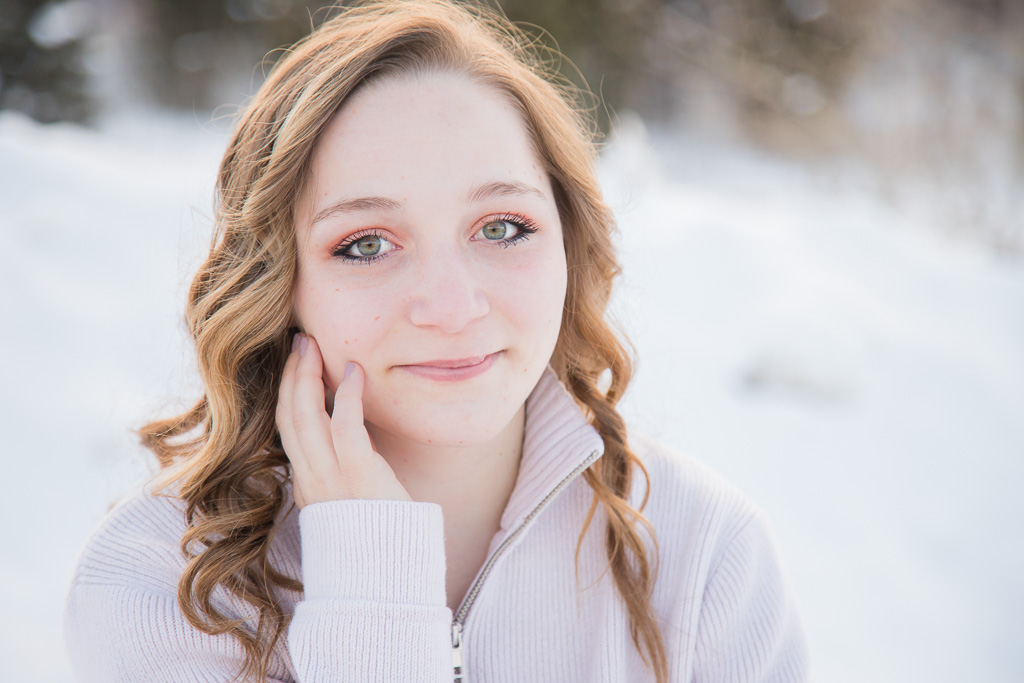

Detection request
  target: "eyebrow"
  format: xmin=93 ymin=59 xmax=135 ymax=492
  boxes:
xmin=311 ymin=196 xmax=403 ymax=226
xmin=467 ymin=180 xmax=547 ymax=204
xmin=310 ymin=180 xmax=547 ymax=227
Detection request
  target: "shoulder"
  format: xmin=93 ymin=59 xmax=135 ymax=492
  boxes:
xmin=64 ymin=484 xmax=198 ymax=679
xmin=628 ymin=433 xmax=809 ymax=677
xmin=68 ymin=482 xmax=193 ymax=596
xmin=64 ymin=479 xmax=302 ymax=681
xmin=630 ymin=432 xmax=761 ymax=534
xmin=627 ymin=432 xmax=778 ymax=579
xmin=68 ymin=477 xmax=301 ymax=595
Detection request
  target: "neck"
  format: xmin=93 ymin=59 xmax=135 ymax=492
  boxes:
xmin=365 ymin=405 xmax=525 ymax=513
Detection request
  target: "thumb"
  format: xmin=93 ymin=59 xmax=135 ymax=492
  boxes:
xmin=329 ymin=361 xmax=376 ymax=457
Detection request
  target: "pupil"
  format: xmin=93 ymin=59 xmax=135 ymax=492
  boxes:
xmin=484 ymin=222 xmax=507 ymax=240
xmin=357 ymin=236 xmax=381 ymax=256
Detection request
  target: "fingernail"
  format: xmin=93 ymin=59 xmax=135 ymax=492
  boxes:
xmin=298 ymin=334 xmax=308 ymax=358
xmin=291 ymin=333 xmax=299 ymax=353
xmin=344 ymin=361 xmax=355 ymax=380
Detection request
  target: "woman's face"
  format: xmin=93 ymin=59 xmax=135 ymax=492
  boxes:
xmin=291 ymin=70 xmax=567 ymax=448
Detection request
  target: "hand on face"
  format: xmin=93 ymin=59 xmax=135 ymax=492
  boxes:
xmin=276 ymin=332 xmax=412 ymax=507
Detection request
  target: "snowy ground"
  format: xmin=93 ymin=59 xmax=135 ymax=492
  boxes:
xmin=1 ymin=108 xmax=1021 ymax=682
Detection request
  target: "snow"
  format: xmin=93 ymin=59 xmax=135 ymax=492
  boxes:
xmin=2 ymin=107 xmax=1021 ymax=682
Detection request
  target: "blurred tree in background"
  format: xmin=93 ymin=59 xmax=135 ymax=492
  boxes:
xmin=0 ymin=0 xmax=92 ymax=121
xmin=3 ymin=0 xmax=1020 ymax=141
xmin=2 ymin=0 xmax=1021 ymax=250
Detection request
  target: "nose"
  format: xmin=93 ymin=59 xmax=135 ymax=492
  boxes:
xmin=407 ymin=249 xmax=490 ymax=334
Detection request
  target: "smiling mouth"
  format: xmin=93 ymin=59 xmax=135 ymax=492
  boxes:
xmin=403 ymin=354 xmax=491 ymax=369
xmin=396 ymin=352 xmax=501 ymax=381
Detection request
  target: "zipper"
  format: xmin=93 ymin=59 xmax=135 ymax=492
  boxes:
xmin=451 ymin=621 xmax=464 ymax=681
xmin=449 ymin=448 xmax=602 ymax=681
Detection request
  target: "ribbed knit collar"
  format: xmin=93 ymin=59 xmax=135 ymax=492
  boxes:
xmin=496 ymin=366 xmax=605 ymax=535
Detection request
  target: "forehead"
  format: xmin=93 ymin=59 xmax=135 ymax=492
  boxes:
xmin=298 ymin=70 xmax=550 ymax=215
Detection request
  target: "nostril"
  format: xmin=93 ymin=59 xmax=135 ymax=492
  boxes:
xmin=409 ymin=288 xmax=489 ymax=332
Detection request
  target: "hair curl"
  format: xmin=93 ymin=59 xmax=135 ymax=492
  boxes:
xmin=140 ymin=1 xmax=665 ymax=680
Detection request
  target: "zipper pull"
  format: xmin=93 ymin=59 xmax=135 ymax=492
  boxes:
xmin=451 ymin=621 xmax=465 ymax=681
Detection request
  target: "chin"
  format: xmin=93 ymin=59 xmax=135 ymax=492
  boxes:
xmin=364 ymin=401 xmax=520 ymax=448
xmin=363 ymin=382 xmax=530 ymax=449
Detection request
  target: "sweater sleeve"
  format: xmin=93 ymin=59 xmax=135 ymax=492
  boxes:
xmin=65 ymin=583 xmax=294 ymax=682
xmin=64 ymin=497 xmax=453 ymax=682
xmin=692 ymin=510 xmax=809 ymax=683
xmin=288 ymin=499 xmax=453 ymax=681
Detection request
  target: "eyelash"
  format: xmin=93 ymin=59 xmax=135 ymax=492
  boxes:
xmin=330 ymin=229 xmax=391 ymax=265
xmin=329 ymin=213 xmax=539 ymax=265
xmin=483 ymin=212 xmax=539 ymax=248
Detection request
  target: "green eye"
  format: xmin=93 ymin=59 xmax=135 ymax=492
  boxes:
xmin=473 ymin=215 xmax=537 ymax=248
xmin=333 ymin=232 xmax=396 ymax=262
xmin=481 ymin=221 xmax=514 ymax=240
xmin=355 ymin=235 xmax=381 ymax=256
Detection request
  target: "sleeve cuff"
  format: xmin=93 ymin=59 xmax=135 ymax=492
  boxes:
xmin=298 ymin=499 xmax=447 ymax=607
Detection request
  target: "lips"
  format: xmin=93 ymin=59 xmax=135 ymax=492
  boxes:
xmin=396 ymin=351 xmax=501 ymax=381
xmin=402 ymin=354 xmax=491 ymax=369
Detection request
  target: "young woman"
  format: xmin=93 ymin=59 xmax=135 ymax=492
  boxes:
xmin=64 ymin=1 xmax=809 ymax=681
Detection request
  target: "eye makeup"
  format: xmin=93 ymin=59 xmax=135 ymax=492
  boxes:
xmin=473 ymin=212 xmax=538 ymax=248
xmin=330 ymin=229 xmax=397 ymax=264
xmin=329 ymin=211 xmax=541 ymax=265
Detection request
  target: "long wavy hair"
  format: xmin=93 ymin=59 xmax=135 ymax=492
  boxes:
xmin=140 ymin=1 xmax=666 ymax=680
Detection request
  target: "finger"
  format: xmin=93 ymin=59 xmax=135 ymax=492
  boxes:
xmin=323 ymin=377 xmax=335 ymax=415
xmin=276 ymin=333 xmax=301 ymax=434
xmin=329 ymin=361 xmax=376 ymax=461
xmin=292 ymin=481 xmax=307 ymax=509
xmin=329 ymin=363 xmax=411 ymax=502
xmin=276 ymin=334 xmax=316 ymax=507
xmin=290 ymin=335 xmax=344 ymax=484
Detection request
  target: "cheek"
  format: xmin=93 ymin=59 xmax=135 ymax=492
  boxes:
xmin=500 ymin=246 xmax=568 ymax=346
xmin=293 ymin=276 xmax=398 ymax=390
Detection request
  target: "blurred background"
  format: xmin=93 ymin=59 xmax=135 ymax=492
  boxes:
xmin=1 ymin=0 xmax=1022 ymax=681
xmin=5 ymin=0 xmax=1023 ymax=252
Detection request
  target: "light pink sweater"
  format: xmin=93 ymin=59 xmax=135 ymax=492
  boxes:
xmin=64 ymin=369 xmax=809 ymax=681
